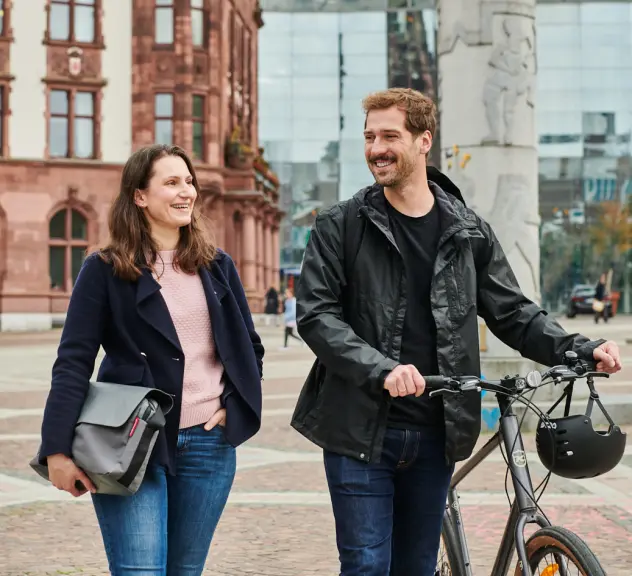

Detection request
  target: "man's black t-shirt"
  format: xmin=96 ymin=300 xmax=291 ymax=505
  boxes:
xmin=385 ymin=197 xmax=444 ymax=429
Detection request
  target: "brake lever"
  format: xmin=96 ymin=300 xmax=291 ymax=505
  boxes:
xmin=428 ymin=388 xmax=459 ymax=399
xmin=428 ymin=379 xmax=481 ymax=398
xmin=584 ymin=370 xmax=610 ymax=379
xmin=460 ymin=379 xmax=482 ymax=392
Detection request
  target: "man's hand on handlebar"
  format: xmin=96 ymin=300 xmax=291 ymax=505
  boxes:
xmin=384 ymin=365 xmax=426 ymax=398
xmin=593 ymin=340 xmax=622 ymax=374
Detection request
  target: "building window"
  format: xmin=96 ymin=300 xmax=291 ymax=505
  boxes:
xmin=49 ymin=0 xmax=96 ymax=44
xmin=49 ymin=89 xmax=96 ymax=159
xmin=0 ymin=86 xmax=6 ymax=156
xmin=243 ymin=29 xmax=252 ymax=142
xmin=0 ymin=0 xmax=7 ymax=36
xmin=49 ymin=207 xmax=89 ymax=291
xmin=155 ymin=0 xmax=174 ymax=44
xmin=155 ymin=93 xmax=173 ymax=145
xmin=191 ymin=0 xmax=204 ymax=48
xmin=192 ymin=95 xmax=205 ymax=161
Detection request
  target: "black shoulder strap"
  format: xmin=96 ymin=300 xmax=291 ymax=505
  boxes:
xmin=343 ymin=195 xmax=366 ymax=284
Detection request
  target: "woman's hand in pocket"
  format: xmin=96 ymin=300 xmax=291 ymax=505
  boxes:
xmin=204 ymin=408 xmax=226 ymax=431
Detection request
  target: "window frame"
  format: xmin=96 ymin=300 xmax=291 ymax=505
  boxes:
xmin=47 ymin=0 xmax=102 ymax=47
xmin=192 ymin=93 xmax=206 ymax=162
xmin=0 ymin=0 xmax=12 ymax=39
xmin=191 ymin=0 xmax=206 ymax=49
xmin=48 ymin=206 xmax=90 ymax=292
xmin=47 ymin=87 xmax=99 ymax=160
xmin=243 ymin=27 xmax=252 ymax=142
xmin=154 ymin=0 xmax=175 ymax=47
xmin=0 ymin=84 xmax=9 ymax=157
xmin=154 ymin=92 xmax=175 ymax=146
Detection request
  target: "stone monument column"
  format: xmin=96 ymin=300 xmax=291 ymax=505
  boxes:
xmin=437 ymin=0 xmax=541 ymax=379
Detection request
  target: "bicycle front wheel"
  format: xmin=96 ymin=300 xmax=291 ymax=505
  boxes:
xmin=515 ymin=526 xmax=606 ymax=576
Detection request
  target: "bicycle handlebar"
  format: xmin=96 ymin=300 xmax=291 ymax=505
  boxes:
xmin=423 ymin=351 xmax=609 ymax=399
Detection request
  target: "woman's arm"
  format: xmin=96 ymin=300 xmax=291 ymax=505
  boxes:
xmin=39 ymin=253 xmax=108 ymax=461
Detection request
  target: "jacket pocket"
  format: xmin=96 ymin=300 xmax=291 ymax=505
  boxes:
xmin=447 ymin=261 xmax=467 ymax=319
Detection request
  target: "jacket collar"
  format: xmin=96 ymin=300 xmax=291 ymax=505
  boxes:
xmin=360 ymin=167 xmax=476 ymax=249
xmin=135 ymin=257 xmax=230 ymax=352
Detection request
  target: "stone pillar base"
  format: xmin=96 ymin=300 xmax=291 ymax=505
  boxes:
xmin=0 ymin=313 xmax=53 ymax=332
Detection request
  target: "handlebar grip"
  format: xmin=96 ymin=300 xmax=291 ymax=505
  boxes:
xmin=424 ymin=375 xmax=449 ymax=389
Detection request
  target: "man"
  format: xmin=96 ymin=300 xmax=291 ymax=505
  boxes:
xmin=291 ymin=88 xmax=621 ymax=576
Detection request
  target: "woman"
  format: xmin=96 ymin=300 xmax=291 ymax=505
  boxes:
xmin=282 ymin=288 xmax=302 ymax=348
xmin=38 ymin=145 xmax=264 ymax=575
xmin=264 ymin=285 xmax=279 ymax=326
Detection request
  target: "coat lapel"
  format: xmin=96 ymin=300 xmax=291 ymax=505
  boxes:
xmin=199 ymin=262 xmax=229 ymax=330
xmin=136 ymin=269 xmax=183 ymax=353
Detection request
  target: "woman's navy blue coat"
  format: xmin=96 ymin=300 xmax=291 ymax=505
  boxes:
xmin=39 ymin=250 xmax=264 ymax=475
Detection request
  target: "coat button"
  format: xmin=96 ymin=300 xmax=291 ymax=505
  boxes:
xmin=360 ymin=453 xmax=365 ymax=459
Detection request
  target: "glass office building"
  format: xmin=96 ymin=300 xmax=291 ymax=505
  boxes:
xmin=537 ymin=1 xmax=632 ymax=308
xmin=258 ymin=0 xmax=437 ymax=272
xmin=260 ymin=1 xmax=632 ymax=307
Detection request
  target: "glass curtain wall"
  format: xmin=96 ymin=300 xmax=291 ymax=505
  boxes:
xmin=259 ymin=0 xmax=438 ymax=272
xmin=537 ymin=2 xmax=632 ymax=312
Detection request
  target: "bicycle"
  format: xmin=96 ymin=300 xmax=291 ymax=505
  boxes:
xmin=429 ymin=351 xmax=627 ymax=576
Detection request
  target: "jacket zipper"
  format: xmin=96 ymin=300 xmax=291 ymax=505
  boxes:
xmin=448 ymin=260 xmax=463 ymax=316
xmin=369 ymin=272 xmax=403 ymax=462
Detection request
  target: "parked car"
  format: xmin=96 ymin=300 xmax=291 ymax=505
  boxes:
xmin=566 ymin=284 xmax=613 ymax=318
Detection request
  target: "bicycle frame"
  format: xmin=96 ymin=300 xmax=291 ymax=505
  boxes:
xmin=444 ymin=393 xmax=550 ymax=576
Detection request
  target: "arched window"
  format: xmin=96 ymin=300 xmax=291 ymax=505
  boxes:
xmin=49 ymin=207 xmax=89 ymax=291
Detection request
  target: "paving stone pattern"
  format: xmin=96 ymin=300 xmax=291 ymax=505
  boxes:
xmin=1 ymin=318 xmax=632 ymax=574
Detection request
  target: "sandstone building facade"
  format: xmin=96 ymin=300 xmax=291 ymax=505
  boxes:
xmin=0 ymin=0 xmax=281 ymax=331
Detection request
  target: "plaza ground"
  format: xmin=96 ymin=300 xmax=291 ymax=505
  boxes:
xmin=1 ymin=316 xmax=632 ymax=574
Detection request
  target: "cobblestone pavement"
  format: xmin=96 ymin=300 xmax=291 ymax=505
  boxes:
xmin=1 ymin=316 xmax=632 ymax=574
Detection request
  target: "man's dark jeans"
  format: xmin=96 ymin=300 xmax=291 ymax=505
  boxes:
xmin=324 ymin=426 xmax=454 ymax=576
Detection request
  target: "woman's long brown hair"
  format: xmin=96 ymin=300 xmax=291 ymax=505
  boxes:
xmin=100 ymin=145 xmax=216 ymax=280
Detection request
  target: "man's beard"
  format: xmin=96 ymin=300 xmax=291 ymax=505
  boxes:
xmin=369 ymin=154 xmax=415 ymax=187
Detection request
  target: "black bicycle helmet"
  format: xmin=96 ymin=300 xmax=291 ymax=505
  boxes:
xmin=536 ymin=414 xmax=626 ymax=479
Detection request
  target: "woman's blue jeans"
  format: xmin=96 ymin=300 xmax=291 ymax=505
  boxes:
xmin=91 ymin=425 xmax=236 ymax=576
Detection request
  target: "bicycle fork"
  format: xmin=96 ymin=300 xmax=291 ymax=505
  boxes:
xmin=447 ymin=487 xmax=473 ymax=574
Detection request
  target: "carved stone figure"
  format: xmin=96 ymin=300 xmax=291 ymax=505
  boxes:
xmin=485 ymin=174 xmax=540 ymax=297
xmin=437 ymin=0 xmax=540 ymax=367
xmin=482 ymin=18 xmax=535 ymax=145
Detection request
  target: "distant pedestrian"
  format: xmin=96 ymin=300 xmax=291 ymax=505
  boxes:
xmin=264 ymin=286 xmax=280 ymax=326
xmin=37 ymin=144 xmax=264 ymax=575
xmin=594 ymin=273 xmax=609 ymax=323
xmin=283 ymin=288 xmax=302 ymax=348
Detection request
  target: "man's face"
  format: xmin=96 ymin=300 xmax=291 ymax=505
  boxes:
xmin=364 ymin=106 xmax=432 ymax=188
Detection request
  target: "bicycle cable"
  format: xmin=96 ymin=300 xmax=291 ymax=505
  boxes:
xmin=499 ymin=387 xmax=534 ymax=509
xmin=498 ymin=386 xmax=553 ymax=506
xmin=485 ymin=384 xmax=558 ymax=526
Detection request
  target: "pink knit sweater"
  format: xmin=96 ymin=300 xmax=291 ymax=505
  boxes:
xmin=155 ymin=250 xmax=224 ymax=429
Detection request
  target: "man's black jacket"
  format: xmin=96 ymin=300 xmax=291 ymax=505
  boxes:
xmin=291 ymin=167 xmax=602 ymax=464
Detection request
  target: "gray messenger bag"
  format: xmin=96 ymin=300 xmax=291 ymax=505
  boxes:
xmin=30 ymin=381 xmax=174 ymax=496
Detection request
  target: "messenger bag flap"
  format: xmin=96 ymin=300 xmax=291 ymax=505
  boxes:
xmin=76 ymin=381 xmax=174 ymax=428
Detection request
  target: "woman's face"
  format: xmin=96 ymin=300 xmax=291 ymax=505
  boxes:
xmin=134 ymin=155 xmax=197 ymax=232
